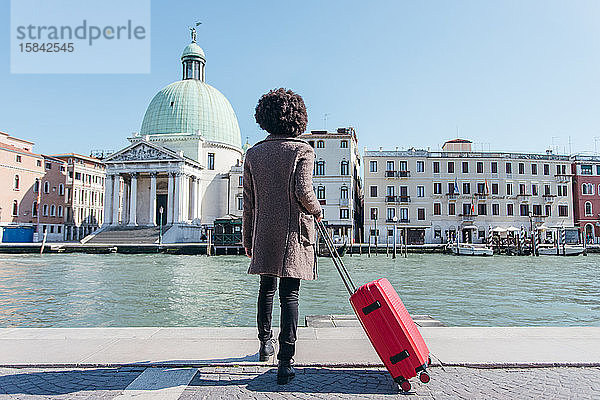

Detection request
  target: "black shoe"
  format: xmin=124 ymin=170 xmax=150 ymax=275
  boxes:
xmin=259 ymin=339 xmax=274 ymax=361
xmin=277 ymin=359 xmax=296 ymax=385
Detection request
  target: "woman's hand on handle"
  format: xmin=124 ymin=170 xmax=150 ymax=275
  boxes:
xmin=245 ymin=247 xmax=252 ymax=258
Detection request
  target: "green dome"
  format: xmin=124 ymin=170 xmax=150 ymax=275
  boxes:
xmin=181 ymin=43 xmax=205 ymax=60
xmin=140 ymin=80 xmax=242 ymax=149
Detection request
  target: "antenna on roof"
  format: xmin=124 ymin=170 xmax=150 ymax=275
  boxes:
xmin=323 ymin=113 xmax=330 ymax=131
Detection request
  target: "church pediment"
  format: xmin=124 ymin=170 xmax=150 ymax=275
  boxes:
xmin=105 ymin=141 xmax=181 ymax=163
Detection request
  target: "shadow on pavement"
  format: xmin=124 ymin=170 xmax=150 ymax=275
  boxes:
xmin=0 ymin=368 xmax=142 ymax=395
xmin=189 ymin=367 xmax=401 ymax=395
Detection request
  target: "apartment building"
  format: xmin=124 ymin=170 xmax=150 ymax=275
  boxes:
xmin=364 ymin=139 xmax=574 ymax=245
xmin=0 ymin=132 xmax=45 ymax=242
xmin=52 ymin=153 xmax=106 ymax=241
xmin=299 ymin=127 xmax=364 ymax=243
xmin=571 ymin=155 xmax=600 ymax=243
xmin=37 ymin=155 xmax=68 ymax=241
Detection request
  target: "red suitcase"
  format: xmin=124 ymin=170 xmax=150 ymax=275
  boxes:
xmin=317 ymin=221 xmax=431 ymax=392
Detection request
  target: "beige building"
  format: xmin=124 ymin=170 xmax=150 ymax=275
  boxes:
xmin=299 ymin=127 xmax=364 ymax=243
xmin=52 ymin=153 xmax=106 ymax=241
xmin=364 ymin=139 xmax=573 ymax=245
xmin=37 ymin=155 xmax=68 ymax=241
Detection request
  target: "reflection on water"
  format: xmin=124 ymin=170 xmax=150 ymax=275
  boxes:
xmin=0 ymin=253 xmax=597 ymax=327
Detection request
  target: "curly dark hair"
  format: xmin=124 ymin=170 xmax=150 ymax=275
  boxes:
xmin=254 ymin=88 xmax=308 ymax=136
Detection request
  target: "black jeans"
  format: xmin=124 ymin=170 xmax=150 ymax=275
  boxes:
xmin=257 ymin=275 xmax=300 ymax=361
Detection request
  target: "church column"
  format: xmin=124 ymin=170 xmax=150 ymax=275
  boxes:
xmin=103 ymin=174 xmax=114 ymax=226
xmin=111 ymin=174 xmax=121 ymax=225
xmin=173 ymin=172 xmax=181 ymax=224
xmin=167 ymin=172 xmax=174 ymax=225
xmin=181 ymin=174 xmax=189 ymax=222
xmin=149 ymin=173 xmax=157 ymax=226
xmin=128 ymin=173 xmax=138 ymax=226
xmin=190 ymin=176 xmax=197 ymax=220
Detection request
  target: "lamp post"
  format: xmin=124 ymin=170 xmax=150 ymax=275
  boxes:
xmin=392 ymin=216 xmax=398 ymax=259
xmin=159 ymin=206 xmax=164 ymax=245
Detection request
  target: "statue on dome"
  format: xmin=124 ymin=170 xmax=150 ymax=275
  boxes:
xmin=189 ymin=21 xmax=202 ymax=43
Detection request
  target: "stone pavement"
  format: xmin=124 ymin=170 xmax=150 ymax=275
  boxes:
xmin=0 ymin=365 xmax=599 ymax=399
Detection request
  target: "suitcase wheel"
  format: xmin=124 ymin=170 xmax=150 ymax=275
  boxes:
xmin=419 ymin=372 xmax=431 ymax=384
xmin=399 ymin=380 xmax=412 ymax=392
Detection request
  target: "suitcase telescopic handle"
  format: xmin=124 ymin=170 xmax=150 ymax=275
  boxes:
xmin=316 ymin=219 xmax=357 ymax=295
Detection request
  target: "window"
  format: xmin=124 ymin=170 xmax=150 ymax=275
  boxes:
xmin=399 ymin=161 xmax=408 ymax=171
xmin=14 ymin=175 xmax=19 ymax=190
xmin=340 ymin=186 xmax=349 ymax=199
xmin=59 ymin=184 xmax=64 ymax=196
xmin=316 ymin=140 xmax=325 ymax=148
xmin=433 ymin=161 xmax=440 ymax=174
xmin=447 ymin=182 xmax=454 ymax=194
xmin=506 ymin=163 xmax=512 ymax=174
xmin=507 ymin=203 xmax=514 ymax=216
xmin=340 ymin=160 xmax=349 ymax=175
xmin=447 ymin=161 xmax=454 ymax=173
xmin=433 ymin=203 xmax=441 ymax=215
xmin=386 ymin=185 xmax=395 ymax=196
xmin=315 ymin=161 xmax=325 ymax=175
xmin=308 ymin=140 xmax=315 ymax=148
xmin=387 ymin=208 xmax=395 ymax=220
xmin=544 ymin=164 xmax=550 ymax=175
xmin=43 ymin=204 xmax=48 ymax=216
xmin=520 ymin=204 xmax=529 ymax=216
xmin=207 ymin=153 xmax=215 ymax=170
xmin=340 ymin=140 xmax=348 ymax=148
xmin=545 ymin=205 xmax=552 ymax=217
xmin=597 ymin=165 xmax=600 ymax=175
xmin=519 ymin=184 xmax=526 ymax=195
xmin=477 ymin=183 xmax=485 ymax=194
xmin=491 ymin=183 xmax=499 ymax=195
xmin=386 ymin=161 xmax=395 ymax=172
xmin=370 ymin=208 xmax=378 ymax=220
xmin=506 ymin=183 xmax=513 ymax=195
xmin=36 ymin=159 xmax=42 ymax=167
xmin=558 ymin=185 xmax=568 ymax=196
xmin=559 ymin=205 xmax=568 ymax=217
xmin=16 ymin=155 xmax=22 ymax=162
xmin=463 ymin=203 xmax=472 ymax=215
xmin=317 ymin=186 xmax=326 ymax=199
xmin=532 ymin=184 xmax=538 ymax=196
xmin=417 ymin=208 xmax=425 ymax=220
xmin=369 ymin=160 xmax=377 ymax=173
xmin=340 ymin=209 xmax=349 ymax=219
xmin=531 ymin=164 xmax=538 ymax=175
xmin=237 ymin=197 xmax=243 ymax=211
xmin=400 ymin=208 xmax=409 ymax=221
xmin=416 ymin=161 xmax=424 ymax=172
xmin=462 ymin=183 xmax=470 ymax=194
xmin=518 ymin=163 xmax=525 ymax=174
xmin=370 ymin=186 xmax=378 ymax=197
xmin=32 ymin=201 xmax=38 ymax=217
xmin=50 ymin=225 xmax=54 ymax=233
xmin=433 ymin=182 xmax=442 ymax=194
xmin=448 ymin=203 xmax=455 ymax=215
xmin=75 ymin=172 xmax=81 ymax=180
xmin=34 ymin=179 xmax=39 ymax=193
xmin=492 ymin=203 xmax=499 ymax=215
xmin=478 ymin=203 xmax=487 ymax=215
xmin=50 ymin=205 xmax=56 ymax=217
xmin=533 ymin=204 xmax=542 ymax=216
xmin=44 ymin=181 xmax=50 ymax=193
xmin=476 ymin=162 xmax=483 ymax=173
xmin=45 ymin=162 xmax=52 ymax=170
xmin=581 ymin=165 xmax=593 ymax=175
xmin=238 ymin=176 xmax=243 ymax=187
xmin=388 ymin=229 xmax=394 ymax=237
xmin=58 ymin=205 xmax=63 ymax=217
xmin=462 ymin=162 xmax=469 ymax=173
xmin=417 ymin=186 xmax=425 ymax=197
xmin=544 ymin=185 xmax=551 ymax=196
xmin=582 ymin=183 xmax=594 ymax=195
xmin=491 ymin=162 xmax=498 ymax=174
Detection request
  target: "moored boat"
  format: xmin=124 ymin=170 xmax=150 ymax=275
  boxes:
xmin=537 ymin=244 xmax=585 ymax=256
xmin=449 ymin=243 xmax=494 ymax=256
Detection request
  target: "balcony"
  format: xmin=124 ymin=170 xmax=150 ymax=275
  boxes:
xmin=459 ymin=214 xmax=476 ymax=222
xmin=446 ymin=193 xmax=458 ymax=200
xmin=387 ymin=218 xmax=410 ymax=223
xmin=398 ymin=195 xmax=411 ymax=203
xmin=542 ymin=194 xmax=556 ymax=202
xmin=555 ymin=174 xmax=572 ymax=182
xmin=318 ymin=199 xmax=326 ymax=205
xmin=385 ymin=195 xmax=397 ymax=203
xmin=397 ymin=170 xmax=411 ymax=178
xmin=474 ymin=193 xmax=487 ymax=201
xmin=385 ymin=170 xmax=397 ymax=178
xmin=517 ymin=193 xmax=531 ymax=202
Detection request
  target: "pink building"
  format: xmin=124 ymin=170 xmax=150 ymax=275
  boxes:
xmin=37 ymin=155 xmax=68 ymax=241
xmin=572 ymin=155 xmax=600 ymax=243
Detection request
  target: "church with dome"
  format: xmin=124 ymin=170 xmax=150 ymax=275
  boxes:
xmin=97 ymin=32 xmax=246 ymax=242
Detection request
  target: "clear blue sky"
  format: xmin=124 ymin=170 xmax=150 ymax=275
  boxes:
xmin=1 ymin=0 xmax=600 ymax=156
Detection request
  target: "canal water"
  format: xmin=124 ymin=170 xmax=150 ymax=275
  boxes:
xmin=0 ymin=253 xmax=597 ymax=328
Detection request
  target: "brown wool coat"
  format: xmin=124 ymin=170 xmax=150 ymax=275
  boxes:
xmin=243 ymin=135 xmax=322 ymax=280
